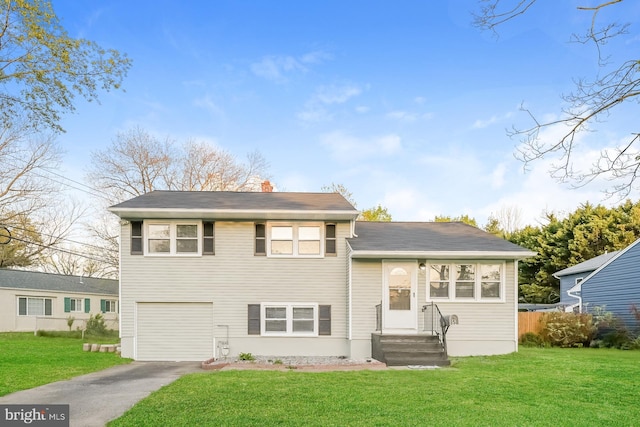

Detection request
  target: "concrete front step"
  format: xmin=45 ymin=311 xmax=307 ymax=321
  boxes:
xmin=372 ymin=333 xmax=450 ymax=367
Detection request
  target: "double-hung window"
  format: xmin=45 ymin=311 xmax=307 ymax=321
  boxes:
xmin=18 ymin=297 xmax=52 ymax=316
xmin=428 ymin=262 xmax=504 ymax=301
xmin=69 ymin=298 xmax=83 ymax=312
xmin=101 ymin=299 xmax=118 ymax=313
xmin=261 ymin=303 xmax=319 ymax=336
xmin=145 ymin=221 xmax=202 ymax=255
xmin=267 ymin=223 xmax=323 ymax=257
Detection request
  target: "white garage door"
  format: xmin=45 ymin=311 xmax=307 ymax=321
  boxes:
xmin=136 ymin=302 xmax=214 ymax=361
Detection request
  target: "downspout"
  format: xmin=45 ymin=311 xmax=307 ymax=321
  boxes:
xmin=567 ymin=285 xmax=583 ymax=313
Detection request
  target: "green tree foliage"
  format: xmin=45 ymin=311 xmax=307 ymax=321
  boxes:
xmin=433 ymin=214 xmax=478 ymax=228
xmin=359 ymin=205 xmax=392 ymax=222
xmin=0 ymin=213 xmax=43 ymax=268
xmin=510 ymin=201 xmax=640 ymax=303
xmin=0 ymin=0 xmax=132 ymax=132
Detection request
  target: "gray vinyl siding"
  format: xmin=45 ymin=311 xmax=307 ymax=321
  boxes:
xmin=120 ymin=220 xmax=351 ymax=359
xmin=350 ymin=259 xmax=518 ymax=356
xmin=582 ymin=243 xmax=640 ymax=327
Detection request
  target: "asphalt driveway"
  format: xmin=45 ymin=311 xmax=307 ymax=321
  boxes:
xmin=0 ymin=361 xmax=202 ymax=427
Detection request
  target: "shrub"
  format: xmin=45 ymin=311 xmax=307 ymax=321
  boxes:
xmin=238 ymin=352 xmax=255 ymax=361
xmin=590 ymin=306 xmax=633 ymax=349
xmin=85 ymin=313 xmax=107 ymax=336
xmin=519 ymin=332 xmax=545 ymax=347
xmin=539 ymin=312 xmax=595 ymax=348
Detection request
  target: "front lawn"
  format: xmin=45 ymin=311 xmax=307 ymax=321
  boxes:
xmin=110 ymin=347 xmax=639 ymax=426
xmin=0 ymin=332 xmax=130 ymax=396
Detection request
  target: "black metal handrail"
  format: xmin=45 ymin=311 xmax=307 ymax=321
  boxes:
xmin=422 ymin=302 xmax=456 ymax=357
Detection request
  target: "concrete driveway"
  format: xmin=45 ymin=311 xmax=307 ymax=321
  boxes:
xmin=0 ymin=362 xmax=202 ymax=427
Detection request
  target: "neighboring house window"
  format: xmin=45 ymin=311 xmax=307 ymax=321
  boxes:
xmin=18 ymin=297 xmax=52 ymax=316
xmin=247 ymin=303 xmax=331 ymax=336
xmin=203 ymin=221 xmax=215 ymax=255
xmin=325 ymin=223 xmax=337 ymax=256
xmin=428 ymin=262 xmax=504 ymax=301
xmin=267 ymin=223 xmax=324 ymax=257
xmin=101 ymin=299 xmax=118 ymax=313
xmin=145 ymin=221 xmax=201 ymax=255
xmin=131 ymin=221 xmax=143 ymax=255
xmin=64 ymin=298 xmax=85 ymax=313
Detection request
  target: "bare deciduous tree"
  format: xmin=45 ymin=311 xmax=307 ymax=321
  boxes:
xmin=474 ymin=0 xmax=639 ymax=199
xmin=488 ymin=205 xmax=523 ymax=236
xmin=86 ymin=126 xmax=270 ymax=276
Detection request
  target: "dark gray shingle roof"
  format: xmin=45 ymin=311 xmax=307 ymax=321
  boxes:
xmin=0 ymin=269 xmax=118 ymax=296
xmin=554 ymin=251 xmax=620 ymax=277
xmin=110 ymin=191 xmax=356 ymax=212
xmin=348 ymin=221 xmax=534 ymax=255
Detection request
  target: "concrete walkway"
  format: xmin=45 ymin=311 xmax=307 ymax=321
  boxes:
xmin=0 ymin=362 xmax=203 ymax=427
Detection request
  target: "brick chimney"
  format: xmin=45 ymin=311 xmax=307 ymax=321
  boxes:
xmin=261 ymin=180 xmax=273 ymax=192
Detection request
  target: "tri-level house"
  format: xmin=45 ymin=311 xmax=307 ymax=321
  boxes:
xmin=109 ymin=188 xmax=534 ymax=364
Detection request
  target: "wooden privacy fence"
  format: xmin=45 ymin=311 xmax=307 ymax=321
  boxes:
xmin=518 ymin=312 xmax=544 ymax=339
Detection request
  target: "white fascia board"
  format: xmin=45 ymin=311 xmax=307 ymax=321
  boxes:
xmin=349 ymin=250 xmax=537 ymax=260
xmin=108 ymin=207 xmax=359 ymax=221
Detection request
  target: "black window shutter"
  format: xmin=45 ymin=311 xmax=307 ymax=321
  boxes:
xmin=319 ymin=305 xmax=331 ymax=335
xmin=248 ymin=304 xmax=261 ymax=335
xmin=325 ymin=224 xmax=336 ymax=256
xmin=203 ymin=221 xmax=215 ymax=255
xmin=131 ymin=221 xmax=143 ymax=255
xmin=255 ymin=223 xmax=266 ymax=255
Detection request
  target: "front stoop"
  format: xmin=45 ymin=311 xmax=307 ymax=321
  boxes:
xmin=371 ymin=333 xmax=450 ymax=367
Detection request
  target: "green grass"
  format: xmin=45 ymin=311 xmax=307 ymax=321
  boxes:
xmin=110 ymin=347 xmax=640 ymax=426
xmin=0 ymin=332 xmax=131 ymax=396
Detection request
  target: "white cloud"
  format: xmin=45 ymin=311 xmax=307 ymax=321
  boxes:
xmin=385 ymin=111 xmax=433 ymax=122
xmin=491 ymin=163 xmax=507 ymax=189
xmin=297 ymin=84 xmax=365 ymax=123
xmin=300 ymin=50 xmax=333 ymax=64
xmin=315 ymin=84 xmax=362 ymax=104
xmin=193 ymin=95 xmax=224 ymax=117
xmin=251 ymin=50 xmax=333 ymax=83
xmin=320 ymin=131 xmax=402 ymax=159
xmin=250 ymin=55 xmax=305 ymax=82
xmin=472 ymin=111 xmax=514 ymax=129
xmin=355 ymin=106 xmax=370 ymax=114
xmin=414 ymin=96 xmax=426 ymax=105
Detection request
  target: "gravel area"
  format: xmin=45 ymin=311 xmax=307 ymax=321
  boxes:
xmin=202 ymin=355 xmax=388 ymax=371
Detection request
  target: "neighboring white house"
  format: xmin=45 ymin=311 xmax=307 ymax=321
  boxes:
xmin=0 ymin=269 xmax=119 ymax=332
xmin=109 ymin=189 xmax=535 ymax=363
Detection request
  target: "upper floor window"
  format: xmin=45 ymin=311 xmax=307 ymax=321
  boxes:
xmin=267 ymin=223 xmax=323 ymax=257
xmin=144 ymin=221 xmax=205 ymax=256
xmin=428 ymin=262 xmax=504 ymax=301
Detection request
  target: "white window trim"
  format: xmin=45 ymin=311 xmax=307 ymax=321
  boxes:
xmin=426 ymin=261 xmax=506 ymax=303
xmin=266 ymin=222 xmax=325 ymax=258
xmin=144 ymin=220 xmax=202 ymax=256
xmin=104 ymin=300 xmax=118 ymax=313
xmin=260 ymin=302 xmax=319 ymax=336
xmin=17 ymin=296 xmax=53 ymax=316
xmin=70 ymin=298 xmax=83 ymax=313
xmin=575 ymin=277 xmax=584 ymax=285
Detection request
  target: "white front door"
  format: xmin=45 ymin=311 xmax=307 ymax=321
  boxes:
xmin=382 ymin=261 xmax=418 ymax=332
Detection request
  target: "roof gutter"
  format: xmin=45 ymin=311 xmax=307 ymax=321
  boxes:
xmin=349 ymin=250 xmax=537 ymax=260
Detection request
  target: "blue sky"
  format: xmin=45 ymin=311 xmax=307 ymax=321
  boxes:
xmin=52 ymin=0 xmax=639 ymax=226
